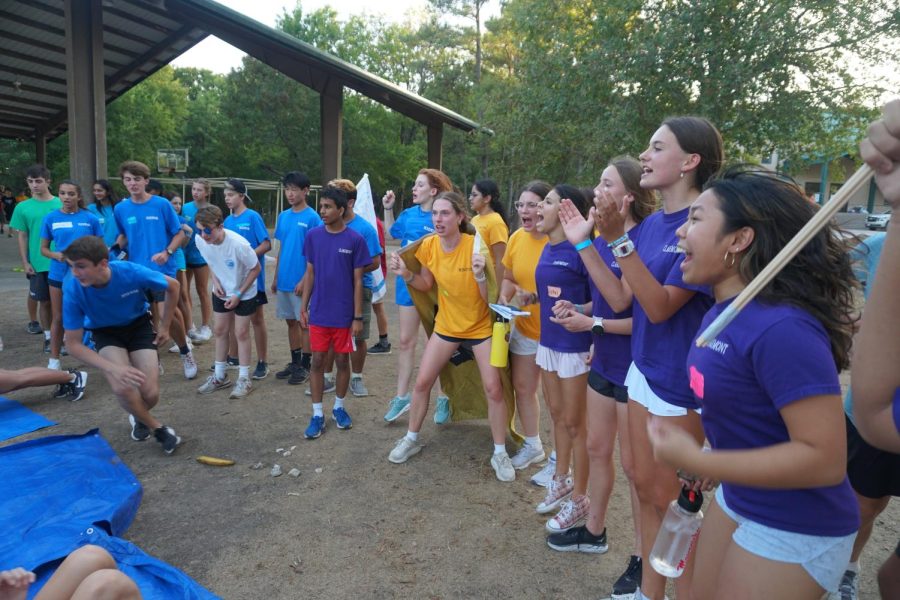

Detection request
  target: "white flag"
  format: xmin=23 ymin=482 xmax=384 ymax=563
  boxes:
xmin=355 ymin=174 xmax=387 ymax=303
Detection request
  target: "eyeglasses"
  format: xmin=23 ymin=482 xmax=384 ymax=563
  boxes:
xmin=199 ymin=226 xmax=214 ymax=235
xmin=514 ymin=202 xmax=540 ymax=209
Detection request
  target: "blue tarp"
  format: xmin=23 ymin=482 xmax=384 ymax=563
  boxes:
xmin=0 ymin=430 xmax=219 ymax=599
xmin=0 ymin=396 xmax=55 ymax=442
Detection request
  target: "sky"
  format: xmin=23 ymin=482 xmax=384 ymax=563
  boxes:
xmin=172 ymin=0 xmax=500 ymax=73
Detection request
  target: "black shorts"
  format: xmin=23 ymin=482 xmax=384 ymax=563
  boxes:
xmin=146 ymin=288 xmax=166 ymax=303
xmin=255 ymin=290 xmax=268 ymax=306
xmin=48 ymin=278 xmax=63 ymax=289
xmin=186 ymin=262 xmax=207 ymax=270
xmin=436 ymin=332 xmax=489 ymax=351
xmin=92 ymin=313 xmax=157 ymax=353
xmin=212 ymin=294 xmax=258 ymax=317
xmin=28 ymin=271 xmax=50 ymax=301
xmin=846 ymin=415 xmax=900 ymax=499
xmin=588 ymin=369 xmax=629 ymax=403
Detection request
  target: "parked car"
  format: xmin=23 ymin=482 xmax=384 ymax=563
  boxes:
xmin=848 ymin=206 xmax=868 ymax=214
xmin=866 ymin=210 xmax=892 ymax=230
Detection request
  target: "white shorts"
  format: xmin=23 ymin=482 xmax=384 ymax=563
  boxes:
xmin=536 ymin=344 xmax=590 ymax=378
xmin=509 ymin=327 xmax=539 ymax=356
xmin=625 ymin=362 xmax=699 ymax=417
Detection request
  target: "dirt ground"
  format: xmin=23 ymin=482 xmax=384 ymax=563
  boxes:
xmin=1 ymin=234 xmax=896 ymax=600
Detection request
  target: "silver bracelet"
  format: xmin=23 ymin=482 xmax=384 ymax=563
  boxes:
xmin=474 ymin=273 xmax=487 ymax=283
xmin=404 ymin=272 xmax=415 ymax=284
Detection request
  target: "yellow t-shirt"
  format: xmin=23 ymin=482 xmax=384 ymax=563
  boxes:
xmin=471 ymin=212 xmax=509 ymax=248
xmin=416 ymin=234 xmax=492 ymax=339
xmin=501 ymin=228 xmax=548 ymax=340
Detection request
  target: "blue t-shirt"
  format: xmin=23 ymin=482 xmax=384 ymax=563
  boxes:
xmin=172 ymin=215 xmax=190 ymax=271
xmin=389 ymin=206 xmax=435 ymax=304
xmin=590 ymin=224 xmax=642 ymax=386
xmin=303 ymin=226 xmax=370 ymax=328
xmin=40 ymin=209 xmax=104 ymax=282
xmin=346 ymin=215 xmax=382 ymax=290
xmin=63 ymin=261 xmax=168 ymax=330
xmin=535 ymin=240 xmax=592 ymax=353
xmin=181 ymin=201 xmax=206 ymax=266
xmin=225 ymin=208 xmax=270 ymax=292
xmin=688 ymin=298 xmax=859 ymax=536
xmin=274 ymin=206 xmax=323 ymax=291
xmin=87 ymin=203 xmax=119 ymax=247
xmin=114 ymin=196 xmax=182 ymax=276
xmin=630 ymin=208 xmax=713 ymax=409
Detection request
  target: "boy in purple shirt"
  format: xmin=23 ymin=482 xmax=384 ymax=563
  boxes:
xmin=300 ymin=186 xmax=369 ymax=440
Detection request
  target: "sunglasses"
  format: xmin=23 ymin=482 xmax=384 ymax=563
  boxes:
xmin=199 ymin=226 xmax=214 ymax=235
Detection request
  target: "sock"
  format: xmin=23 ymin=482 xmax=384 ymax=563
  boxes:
xmin=334 ymin=396 xmax=344 ymax=410
xmin=239 ymin=366 xmax=250 ymax=379
xmin=494 ymin=444 xmax=506 ymax=455
xmin=300 ymin=352 xmax=312 ymax=370
xmin=379 ymin=334 xmax=388 ymax=341
xmin=549 ymin=450 xmax=557 ymax=462
xmin=525 ymin=435 xmax=542 ymax=449
xmin=227 ymin=355 xmax=238 ymax=364
xmin=69 ymin=372 xmax=77 ymax=383
xmin=179 ymin=345 xmax=190 ymax=355
xmin=398 ymin=392 xmax=410 ymax=401
xmin=214 ymin=361 xmax=226 ymax=380
xmin=351 ymin=372 xmax=362 ymax=380
xmin=43 ymin=330 xmax=51 ymax=340
xmin=405 ymin=430 xmax=418 ymax=442
xmin=312 ymin=402 xmax=324 ymax=417
xmin=847 ymin=561 xmax=860 ymax=574
xmin=290 ymin=348 xmax=303 ymax=366
xmin=48 ymin=358 xmax=60 ymax=370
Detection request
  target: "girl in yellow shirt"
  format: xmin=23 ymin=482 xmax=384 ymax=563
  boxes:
xmin=469 ymin=179 xmax=509 ymax=282
xmin=387 ymin=192 xmax=515 ymax=482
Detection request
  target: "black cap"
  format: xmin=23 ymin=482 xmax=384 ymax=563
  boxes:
xmin=225 ymin=178 xmax=252 ymax=202
xmin=677 ymin=486 xmax=704 ymax=513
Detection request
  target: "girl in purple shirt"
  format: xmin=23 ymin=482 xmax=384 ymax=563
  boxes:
xmin=649 ymin=166 xmax=859 ymax=599
xmin=589 ymin=117 xmax=723 ymax=600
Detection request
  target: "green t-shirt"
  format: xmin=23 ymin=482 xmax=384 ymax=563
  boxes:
xmin=10 ymin=196 xmax=62 ymax=273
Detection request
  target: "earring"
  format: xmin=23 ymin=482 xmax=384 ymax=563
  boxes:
xmin=723 ymin=251 xmax=736 ymax=268
xmin=679 ymin=171 xmax=685 ymax=179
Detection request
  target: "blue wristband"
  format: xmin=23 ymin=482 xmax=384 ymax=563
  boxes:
xmin=574 ymin=239 xmax=592 ymax=252
xmin=607 ymin=233 xmax=629 ymax=248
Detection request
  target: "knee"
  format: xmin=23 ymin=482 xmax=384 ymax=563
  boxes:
xmin=212 ymin=322 xmax=229 ymax=338
xmin=310 ymin=353 xmax=325 ymax=371
xmin=483 ymin=380 xmax=503 ymax=403
xmin=412 ymin=375 xmax=434 ymax=396
xmin=397 ymin=334 xmax=416 ymax=350
xmin=586 ymin=432 xmax=613 ymax=461
xmin=69 ymin=544 xmax=116 ymax=572
xmin=334 ymin=354 xmax=350 ymax=369
xmin=78 ymin=569 xmax=140 ymax=600
xmin=235 ymin=327 xmax=251 ymax=342
xmin=563 ymin=421 xmax=582 ymax=441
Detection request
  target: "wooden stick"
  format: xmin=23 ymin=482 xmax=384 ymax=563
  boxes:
xmin=696 ymin=163 xmax=873 ymax=347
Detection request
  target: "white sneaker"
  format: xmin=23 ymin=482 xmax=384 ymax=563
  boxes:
xmin=169 ymin=340 xmax=193 ymax=354
xmin=530 ymin=457 xmax=557 ymax=487
xmin=491 ymin=452 xmax=515 ymax=482
xmin=182 ymin=351 xmax=198 ymax=379
xmin=511 ymin=444 xmax=546 ymax=470
xmin=193 ymin=325 xmax=213 ymax=343
xmin=388 ymin=436 xmax=423 ymax=464
xmin=229 ymin=377 xmax=252 ymax=399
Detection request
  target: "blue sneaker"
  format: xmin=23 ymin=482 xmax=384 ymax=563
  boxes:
xmin=383 ymin=395 xmax=411 ymax=422
xmin=304 ymin=415 xmax=326 ymax=439
xmin=434 ymin=394 xmax=451 ymax=424
xmin=332 ymin=407 xmax=353 ymax=430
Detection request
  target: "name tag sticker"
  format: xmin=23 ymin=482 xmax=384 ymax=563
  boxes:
xmin=547 ymin=285 xmax=561 ymax=298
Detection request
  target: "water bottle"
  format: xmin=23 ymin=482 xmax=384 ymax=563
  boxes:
xmin=649 ymin=486 xmax=704 ymax=578
xmin=489 ymin=314 xmax=510 ymax=367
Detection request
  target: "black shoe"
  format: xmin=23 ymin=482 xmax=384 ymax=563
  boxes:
xmin=43 ymin=338 xmax=50 ymax=353
xmin=288 ymin=364 xmax=310 ymax=385
xmin=60 ymin=345 xmax=68 ymax=357
xmin=252 ymin=360 xmax=269 ymax=380
xmin=129 ymin=414 xmax=151 ymax=441
xmin=547 ymin=525 xmax=608 ymax=554
xmin=27 ymin=321 xmax=41 ymax=334
xmin=275 ymin=362 xmax=296 ymax=379
xmin=368 ymin=339 xmax=392 ymax=354
xmin=154 ymin=425 xmax=182 ymax=454
xmin=611 ymin=554 xmax=642 ymax=598
xmin=66 ymin=370 xmax=87 ymax=402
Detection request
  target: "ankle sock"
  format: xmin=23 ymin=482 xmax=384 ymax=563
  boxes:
xmin=405 ymin=430 xmax=418 ymax=442
xmin=214 ymin=361 xmax=226 ymax=380
xmin=493 ymin=444 xmax=506 ymax=455
xmin=48 ymin=358 xmax=60 ymax=370
xmin=525 ymin=435 xmax=542 ymax=449
xmin=334 ymin=396 xmax=344 ymax=410
xmin=312 ymin=403 xmax=324 ymax=417
xmin=239 ymin=366 xmax=250 ymax=379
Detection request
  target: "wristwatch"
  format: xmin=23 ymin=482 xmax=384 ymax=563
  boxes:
xmin=165 ymin=247 xmax=174 ymax=255
xmin=591 ymin=316 xmax=605 ymax=336
xmin=611 ymin=239 xmax=635 ymax=259
xmin=353 ymin=316 xmax=364 ymax=321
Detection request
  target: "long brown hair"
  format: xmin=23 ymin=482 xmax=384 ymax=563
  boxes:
xmin=434 ymin=191 xmax=470 ymax=234
xmin=609 ymin=155 xmax=656 ymax=223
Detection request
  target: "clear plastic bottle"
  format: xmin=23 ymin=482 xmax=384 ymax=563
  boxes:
xmin=649 ymin=486 xmax=704 ymax=578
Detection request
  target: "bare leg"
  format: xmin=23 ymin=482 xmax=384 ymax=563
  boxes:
xmin=27 ymin=296 xmax=37 ymax=323
xmin=191 ymin=265 xmax=212 ymax=328
xmin=0 ymin=367 xmax=72 ymax=394
xmin=49 ymin=286 xmax=63 ymax=360
xmin=234 ymin=314 xmax=252 ymax=368
xmin=395 ymin=305 xmax=421 ymax=397
xmin=407 ymin=335 xmax=459 ymax=433
xmin=559 ymin=373 xmax=589 ymax=495
xmin=213 ymin=311 xmax=234 ymax=364
xmin=617 ymin=400 xmax=642 ymax=555
xmin=34 ymin=545 xmax=140 ymax=600
xmin=585 ymin=387 xmax=618 ymax=534
xmin=373 ymin=300 xmax=388 ymax=338
xmin=850 ymin=493 xmax=890 ymax=562
xmin=879 ymin=550 xmax=900 ymax=600
xmin=542 ymin=370 xmax=572 ymax=478
xmin=690 ymin=498 xmax=739 ymax=600
xmin=334 ymin=351 xmax=351 ymax=398
xmin=98 ymin=347 xmax=162 ymax=430
xmin=471 ymin=339 xmax=508 ymax=444
xmin=717 ymin=541 xmax=825 ymax=600
xmin=250 ymin=305 xmax=267 ymax=363
xmin=176 ymin=271 xmax=193 ymax=333
xmin=511 ymin=352 xmax=541 ymax=437
xmin=39 ymin=299 xmax=51 ymax=331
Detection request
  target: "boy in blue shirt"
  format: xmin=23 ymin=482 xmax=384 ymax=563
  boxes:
xmin=62 ymin=235 xmax=182 ymax=454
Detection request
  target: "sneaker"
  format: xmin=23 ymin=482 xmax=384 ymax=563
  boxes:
xmin=43 ymin=338 xmax=50 ymax=353
xmin=490 ymin=452 xmax=515 ymax=482
xmin=304 ymin=415 xmax=326 ymax=439
xmin=197 ymin=374 xmax=232 ymax=394
xmin=182 ymin=351 xmax=198 ymax=379
xmin=536 ymin=474 xmax=574 ymax=514
xmin=332 ymin=407 xmax=353 ymax=429
xmin=530 ymin=457 xmax=558 ymax=487
xmin=207 ymin=356 xmax=239 ymax=372
xmin=128 ymin=414 xmax=151 ymax=441
xmin=368 ymin=339 xmax=392 ymax=354
xmin=349 ymin=376 xmax=369 ymax=397
xmin=169 ymin=340 xmax=192 ymax=354
xmin=383 ymin=395 xmax=411 ymax=422
xmin=154 ymin=425 xmax=181 ymax=454
xmin=229 ymin=377 xmax=253 ymax=399
xmin=388 ymin=436 xmax=422 ymax=463
xmin=27 ymin=320 xmax=42 ymax=334
xmin=831 ymin=570 xmax=858 ymax=600
xmin=60 ymin=345 xmax=68 ymax=357
xmin=66 ymin=370 xmax=88 ymax=402
xmin=547 ymin=525 xmax=609 ymax=553
xmin=546 ymin=494 xmax=590 ymax=532
xmin=434 ymin=394 xmax=451 ymax=424
xmin=275 ymin=362 xmax=297 ymax=379
xmin=289 ymin=365 xmax=311 ymax=385
xmin=187 ymin=326 xmax=206 ymax=344
xmin=511 ymin=444 xmax=546 ymax=470
xmin=305 ymin=375 xmax=335 ymax=395
xmin=158 ymin=361 xmax=165 ymax=376
xmin=252 ymin=361 xmax=269 ymax=380
xmin=611 ymin=555 xmax=642 ymax=599
xmin=194 ymin=324 xmax=213 ymax=342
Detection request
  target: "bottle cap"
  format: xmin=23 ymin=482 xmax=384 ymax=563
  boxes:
xmin=677 ymin=486 xmax=704 ymax=513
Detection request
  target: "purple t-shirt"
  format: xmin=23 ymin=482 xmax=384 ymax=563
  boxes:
xmin=893 ymin=387 xmax=900 ymax=435
xmin=631 ymin=208 xmax=712 ymax=408
xmin=590 ymin=223 xmax=642 ymax=386
xmin=535 ymin=240 xmax=591 ymax=353
xmin=688 ymin=299 xmax=859 ymax=536
xmin=303 ymin=226 xmax=369 ymax=328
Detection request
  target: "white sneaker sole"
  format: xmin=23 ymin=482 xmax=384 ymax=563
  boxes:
xmin=546 ymin=512 xmax=587 ymax=533
xmin=388 ymin=444 xmax=421 ymax=463
xmin=536 ymin=490 xmax=573 ymax=514
xmin=512 ymin=450 xmax=546 ymax=470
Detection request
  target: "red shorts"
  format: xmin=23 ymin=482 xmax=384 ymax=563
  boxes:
xmin=309 ymin=324 xmax=353 ymax=353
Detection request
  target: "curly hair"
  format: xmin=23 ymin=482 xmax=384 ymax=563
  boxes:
xmin=418 ymin=168 xmax=453 ymax=195
xmin=706 ymin=165 xmax=858 ymax=370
